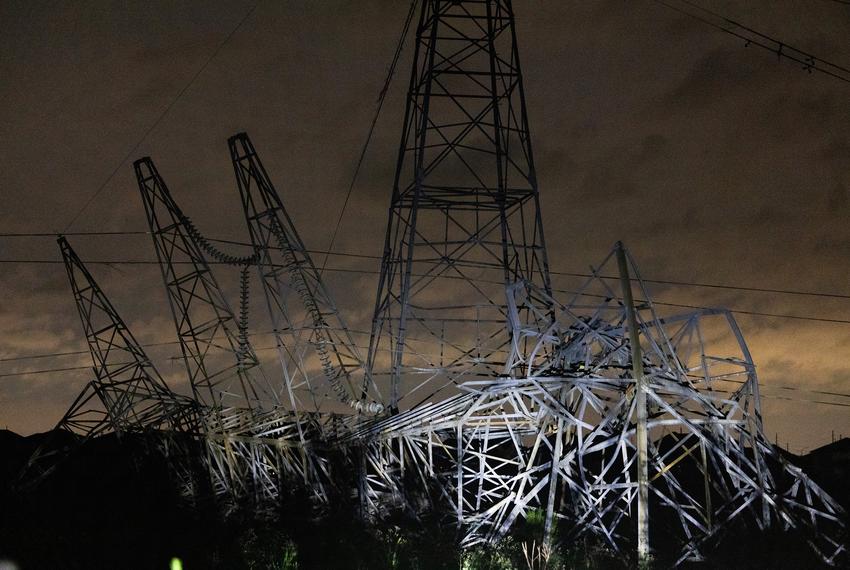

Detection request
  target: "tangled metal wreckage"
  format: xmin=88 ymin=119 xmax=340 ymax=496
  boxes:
xmin=20 ymin=1 xmax=845 ymax=565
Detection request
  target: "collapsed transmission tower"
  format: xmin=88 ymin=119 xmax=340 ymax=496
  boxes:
xmin=353 ymin=0 xmax=846 ymax=565
xmin=367 ymin=0 xmax=551 ymax=414
xmin=20 ymin=237 xmax=199 ymax=486
xmin=136 ymin=158 xmax=331 ymax=504
xmin=18 ymin=1 xmax=846 ymax=565
xmin=353 ymin=244 xmax=846 ymax=564
xmin=136 ymin=157 xmax=272 ymax=413
xmin=229 ymin=133 xmax=382 ymax=417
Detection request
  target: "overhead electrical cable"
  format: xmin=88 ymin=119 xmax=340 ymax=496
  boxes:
xmin=3 ymin=256 xmax=850 ymax=325
xmin=5 ymin=358 xmax=850 ymax=411
xmin=60 ymin=1 xmax=260 ymax=233
xmin=3 ymin=234 xmax=850 ymax=302
xmin=2 ymin=258 xmax=850 ymax=325
xmin=319 ymin=0 xmax=419 ymax=276
xmin=0 ymin=231 xmax=150 ymax=237
xmin=652 ymin=0 xmax=850 ymax=84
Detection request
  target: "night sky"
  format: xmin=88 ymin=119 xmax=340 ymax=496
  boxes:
xmin=1 ymin=1 xmax=849 ymax=453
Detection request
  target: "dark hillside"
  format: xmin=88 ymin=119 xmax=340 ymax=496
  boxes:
xmin=0 ymin=433 xmax=847 ymax=569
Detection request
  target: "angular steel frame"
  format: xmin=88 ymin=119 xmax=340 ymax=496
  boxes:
xmin=21 ymin=1 xmax=847 ymax=565
xmin=350 ymin=246 xmax=846 ymax=564
xmin=229 ymin=132 xmax=382 ymax=415
xmin=20 ymin=238 xmax=200 ymax=487
xmin=367 ymin=0 xmax=551 ymax=414
xmin=136 ymin=158 xmax=331 ymax=506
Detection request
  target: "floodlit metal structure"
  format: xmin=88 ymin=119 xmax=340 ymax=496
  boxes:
xmin=351 ymin=0 xmax=845 ymax=564
xmin=136 ymin=158 xmax=331 ymax=505
xmin=20 ymin=0 xmax=847 ymax=565
xmin=351 ymin=245 xmax=846 ymax=564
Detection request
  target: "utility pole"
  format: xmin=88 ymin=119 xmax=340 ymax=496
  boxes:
xmin=616 ymin=241 xmax=650 ymax=566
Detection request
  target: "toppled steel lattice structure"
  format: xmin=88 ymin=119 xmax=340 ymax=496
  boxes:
xmin=351 ymin=248 xmax=846 ymax=564
xmin=19 ymin=237 xmax=200 ymax=488
xmin=20 ymin=0 xmax=846 ymax=565
xmin=136 ymin=155 xmax=335 ymax=507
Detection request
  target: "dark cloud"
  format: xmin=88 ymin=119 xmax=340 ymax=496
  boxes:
xmin=826 ymin=182 xmax=848 ymax=213
xmin=665 ymin=47 xmax=761 ymax=110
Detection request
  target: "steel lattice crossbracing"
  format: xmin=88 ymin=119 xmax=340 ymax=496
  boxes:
xmin=19 ymin=238 xmax=200 ymax=489
xmin=135 ymin=157 xmax=333 ymax=506
xmin=349 ymin=246 xmax=846 ymax=564
xmin=229 ymin=133 xmax=383 ymax=416
xmin=367 ymin=0 xmax=551 ymax=414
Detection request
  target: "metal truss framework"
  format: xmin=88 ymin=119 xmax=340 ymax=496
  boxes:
xmin=229 ymin=132 xmax=382 ymax=416
xmin=136 ymin=157 xmax=270 ymax=413
xmin=20 ymin=238 xmax=199 ymax=487
xmin=367 ymin=0 xmax=551 ymax=414
xmin=136 ymin=158 xmax=331 ymax=506
xmin=352 ymin=3 xmax=842 ymax=564
xmin=350 ymin=246 xmax=846 ymax=564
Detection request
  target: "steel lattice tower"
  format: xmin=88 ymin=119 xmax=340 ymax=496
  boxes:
xmin=56 ymin=237 xmax=198 ymax=434
xmin=136 ymin=154 xmax=332 ymax=504
xmin=20 ymin=238 xmax=199 ymax=484
xmin=368 ymin=0 xmax=551 ymax=413
xmin=229 ymin=133 xmax=382 ymax=416
xmin=135 ymin=158 xmax=273 ymax=413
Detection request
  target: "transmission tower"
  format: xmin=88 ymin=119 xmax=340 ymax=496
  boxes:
xmin=229 ymin=132 xmax=383 ymax=416
xmin=367 ymin=0 xmax=551 ymax=413
xmin=136 ymin=157 xmax=330 ymax=504
xmin=20 ymin=237 xmax=199 ymax=485
xmin=353 ymin=244 xmax=846 ymax=565
xmin=135 ymin=157 xmax=272 ymax=413
xmin=351 ymin=1 xmax=846 ymax=564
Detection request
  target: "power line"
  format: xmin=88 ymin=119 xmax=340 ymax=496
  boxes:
xmin=320 ymin=0 xmax=418 ymax=276
xmin=4 ymin=235 xmax=850 ymax=302
xmin=5 ymin=357 xmax=850 ymax=410
xmin=60 ymin=1 xmax=260 ymax=233
xmin=0 ymin=349 xmax=96 ymax=363
xmin=3 ymin=256 xmax=850 ymax=326
xmin=0 ymin=231 xmax=149 ymax=237
xmin=653 ymin=0 xmax=850 ymax=84
xmin=761 ymin=394 xmax=850 ymax=409
xmin=10 ymin=338 xmax=850 ymax=405
xmin=0 ymin=339 xmax=184 ymax=364
xmin=6 ymin=232 xmax=850 ymax=302
xmin=0 ymin=364 xmax=111 ymax=379
xmin=5 ymin=309 xmax=850 ymax=406
xmin=710 ymin=377 xmax=850 ymax=401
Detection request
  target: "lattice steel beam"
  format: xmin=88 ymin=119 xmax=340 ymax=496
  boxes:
xmin=20 ymin=237 xmax=200 ymax=485
xmin=367 ymin=0 xmax=552 ymax=413
xmin=229 ymin=132 xmax=382 ymax=415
